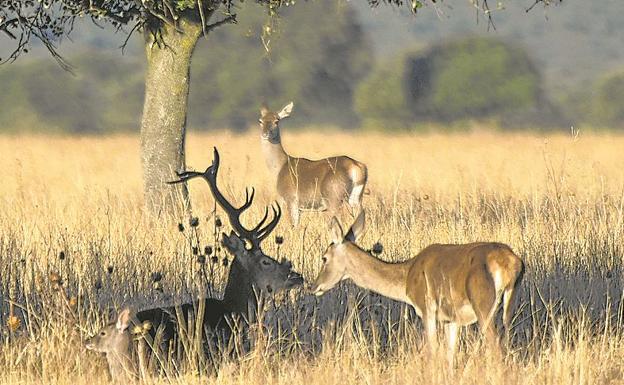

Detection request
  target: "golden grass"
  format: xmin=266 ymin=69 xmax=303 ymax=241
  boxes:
xmin=1 ymin=129 xmax=624 ymax=384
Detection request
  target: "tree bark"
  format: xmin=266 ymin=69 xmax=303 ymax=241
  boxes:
xmin=140 ymin=19 xmax=203 ymax=217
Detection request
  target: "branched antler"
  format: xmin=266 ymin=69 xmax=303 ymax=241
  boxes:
xmin=169 ymin=147 xmax=281 ymax=249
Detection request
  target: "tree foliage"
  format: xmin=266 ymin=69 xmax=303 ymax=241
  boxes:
xmin=0 ymin=0 xmax=371 ymax=133
xmin=0 ymin=0 xmax=430 ymax=70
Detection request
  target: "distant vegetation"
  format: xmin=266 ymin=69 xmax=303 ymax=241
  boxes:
xmin=0 ymin=55 xmax=143 ymax=134
xmin=0 ymin=0 xmax=370 ymax=133
xmin=188 ymin=0 xmax=371 ymax=130
xmin=355 ymin=38 xmax=563 ymax=129
xmin=1 ymin=1 xmax=624 ymax=133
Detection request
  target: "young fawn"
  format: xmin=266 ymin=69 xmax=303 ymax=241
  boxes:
xmin=85 ymin=308 xmax=139 ymax=382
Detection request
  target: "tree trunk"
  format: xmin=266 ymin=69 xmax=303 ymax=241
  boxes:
xmin=140 ymin=19 xmax=203 ymax=217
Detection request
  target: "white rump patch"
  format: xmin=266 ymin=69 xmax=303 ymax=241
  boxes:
xmin=493 ymin=269 xmax=504 ymax=293
xmin=349 ymin=184 xmax=364 ymax=206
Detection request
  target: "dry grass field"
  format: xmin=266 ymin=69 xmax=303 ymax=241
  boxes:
xmin=1 ymin=129 xmax=624 ymax=384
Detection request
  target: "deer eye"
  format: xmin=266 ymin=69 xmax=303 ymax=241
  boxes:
xmin=258 ymin=119 xmax=263 ymax=124
xmin=322 ymin=257 xmax=327 ymax=263
xmin=100 ymin=331 xmax=106 ymax=336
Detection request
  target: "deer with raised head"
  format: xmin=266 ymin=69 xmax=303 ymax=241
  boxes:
xmin=85 ymin=148 xmax=303 ymax=381
xmin=85 ymin=308 xmax=139 ymax=383
xmin=259 ymin=102 xmax=368 ymax=225
xmin=310 ymin=211 xmax=524 ymax=365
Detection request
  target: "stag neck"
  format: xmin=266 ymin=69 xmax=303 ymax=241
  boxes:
xmin=261 ymin=135 xmax=288 ymax=176
xmin=222 ymin=258 xmax=257 ymax=314
xmin=342 ymin=244 xmax=412 ymax=304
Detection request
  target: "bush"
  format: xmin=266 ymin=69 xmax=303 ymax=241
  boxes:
xmin=353 ymin=57 xmax=411 ymax=129
xmin=591 ymin=71 xmax=624 ymax=128
xmin=355 ymin=37 xmax=557 ymax=129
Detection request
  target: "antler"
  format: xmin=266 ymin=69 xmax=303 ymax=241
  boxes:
xmin=169 ymin=147 xmax=281 ymax=248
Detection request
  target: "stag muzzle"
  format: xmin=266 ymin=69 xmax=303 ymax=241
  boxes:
xmin=284 ymin=259 xmax=304 ymax=288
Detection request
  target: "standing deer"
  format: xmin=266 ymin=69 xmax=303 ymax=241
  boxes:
xmin=310 ymin=211 xmax=524 ymax=365
xmin=85 ymin=148 xmax=303 ymax=381
xmin=259 ymin=102 xmax=368 ymax=225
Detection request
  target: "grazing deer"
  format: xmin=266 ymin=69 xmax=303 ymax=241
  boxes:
xmin=310 ymin=211 xmax=524 ymax=365
xmin=85 ymin=148 xmax=303 ymax=381
xmin=259 ymin=102 xmax=368 ymax=225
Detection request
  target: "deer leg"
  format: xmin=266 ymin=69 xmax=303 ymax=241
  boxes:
xmin=348 ymin=183 xmax=365 ymax=213
xmin=502 ymin=285 xmax=518 ymax=350
xmin=466 ymin=268 xmax=500 ymax=353
xmin=288 ymin=201 xmax=300 ymax=226
xmin=445 ymin=322 xmax=459 ymax=369
xmin=423 ymin=304 xmax=439 ymax=356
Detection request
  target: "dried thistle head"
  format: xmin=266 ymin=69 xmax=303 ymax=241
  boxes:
xmin=151 ymin=272 xmax=162 ymax=282
xmin=372 ymin=242 xmax=384 ymax=256
xmin=48 ymin=272 xmax=63 ymax=289
xmin=7 ymin=316 xmax=21 ymax=332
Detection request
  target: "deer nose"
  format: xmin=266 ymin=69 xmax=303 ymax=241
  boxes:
xmin=309 ymin=283 xmax=324 ymax=296
xmin=287 ymin=271 xmax=304 ymax=286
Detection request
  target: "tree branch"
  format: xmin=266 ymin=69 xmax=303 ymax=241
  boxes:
xmin=205 ymin=13 xmax=237 ymax=33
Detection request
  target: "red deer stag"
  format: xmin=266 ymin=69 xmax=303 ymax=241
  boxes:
xmin=86 ymin=148 xmax=303 ymax=381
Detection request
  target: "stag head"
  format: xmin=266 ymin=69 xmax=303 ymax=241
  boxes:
xmin=169 ymin=148 xmax=303 ymax=294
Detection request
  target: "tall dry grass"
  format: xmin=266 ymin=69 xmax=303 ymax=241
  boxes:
xmin=1 ymin=129 xmax=624 ymax=384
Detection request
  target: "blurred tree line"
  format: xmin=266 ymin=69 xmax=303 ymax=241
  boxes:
xmin=1 ymin=1 xmax=623 ymax=133
xmin=354 ymin=38 xmax=563 ymax=129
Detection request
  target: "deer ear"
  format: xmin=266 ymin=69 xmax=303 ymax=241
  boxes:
xmin=277 ymin=102 xmax=294 ymax=119
xmin=116 ymin=307 xmax=133 ymax=332
xmin=330 ymin=217 xmax=344 ymax=244
xmin=222 ymin=231 xmax=247 ymax=256
xmin=345 ymin=210 xmax=365 ymax=242
xmin=260 ymin=103 xmax=270 ymax=116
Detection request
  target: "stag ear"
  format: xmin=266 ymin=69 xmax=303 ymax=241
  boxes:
xmin=260 ymin=103 xmax=270 ymax=117
xmin=345 ymin=210 xmax=365 ymax=242
xmin=277 ymin=102 xmax=294 ymax=120
xmin=329 ymin=217 xmax=344 ymax=244
xmin=222 ymin=231 xmax=248 ymax=255
xmin=116 ymin=307 xmax=134 ymax=332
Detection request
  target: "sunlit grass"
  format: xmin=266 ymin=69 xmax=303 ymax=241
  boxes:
xmin=1 ymin=129 xmax=623 ymax=384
